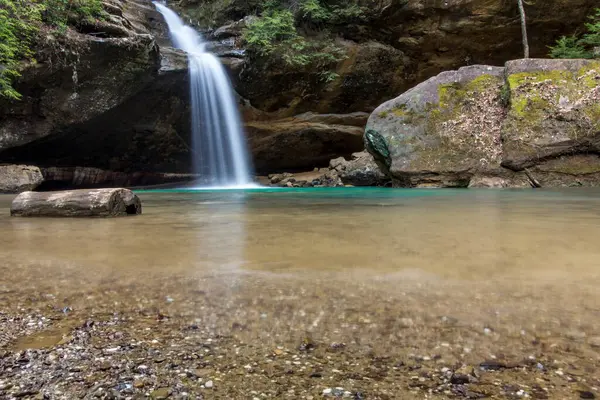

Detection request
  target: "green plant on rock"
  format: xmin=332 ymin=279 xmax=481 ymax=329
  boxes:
xmin=549 ymin=8 xmax=600 ymax=59
xmin=242 ymin=9 xmax=298 ymax=56
xmin=0 ymin=0 xmax=43 ymax=99
xmin=42 ymin=0 xmax=106 ymax=30
xmin=242 ymin=7 xmax=346 ymax=78
xmin=0 ymin=0 xmax=106 ymax=100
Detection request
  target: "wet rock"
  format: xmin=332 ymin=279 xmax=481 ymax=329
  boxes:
xmin=298 ymin=336 xmax=316 ymax=352
xmin=328 ymin=152 xmax=390 ymax=187
xmin=479 ymin=360 xmax=508 ymax=371
xmin=211 ymin=16 xmax=256 ymax=39
xmin=579 ymin=390 xmax=596 ymax=399
xmin=588 ymin=336 xmax=600 ymax=348
xmin=451 ymin=365 xmax=478 ymax=384
xmin=269 ymin=173 xmax=292 ymax=184
xmin=151 ymin=387 xmax=171 ymax=399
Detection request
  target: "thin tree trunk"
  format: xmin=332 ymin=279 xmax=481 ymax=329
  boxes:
xmin=517 ymin=0 xmax=530 ymax=58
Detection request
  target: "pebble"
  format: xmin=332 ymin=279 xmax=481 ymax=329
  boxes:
xmin=205 ymin=380 xmax=213 ymax=388
xmin=588 ymin=337 xmax=600 ymax=348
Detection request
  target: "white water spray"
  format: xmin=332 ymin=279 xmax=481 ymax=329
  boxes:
xmin=154 ymin=2 xmax=253 ymax=187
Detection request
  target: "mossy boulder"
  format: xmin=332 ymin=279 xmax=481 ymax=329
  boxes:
xmin=365 ymin=58 xmax=600 ymax=188
xmin=365 ymin=65 xmax=505 ymax=187
xmin=501 ymin=59 xmax=600 ymax=170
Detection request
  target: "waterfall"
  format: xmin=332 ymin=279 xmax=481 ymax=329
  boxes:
xmin=154 ymin=2 xmax=253 ymax=187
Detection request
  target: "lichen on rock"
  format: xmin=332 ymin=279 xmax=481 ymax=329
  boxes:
xmin=365 ymin=65 xmax=505 ymax=187
xmin=365 ymin=58 xmax=600 ymax=188
xmin=501 ymin=59 xmax=600 ymax=171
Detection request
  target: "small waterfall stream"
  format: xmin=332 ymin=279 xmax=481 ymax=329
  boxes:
xmin=154 ymin=2 xmax=253 ymax=187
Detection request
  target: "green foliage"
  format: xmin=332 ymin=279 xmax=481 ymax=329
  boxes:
xmin=549 ymin=8 xmax=600 ymax=59
xmin=0 ymin=0 xmax=105 ymax=100
xmin=299 ymin=0 xmax=331 ymax=23
xmin=0 ymin=0 xmax=43 ymax=99
xmin=242 ymin=0 xmax=365 ymax=80
xmin=43 ymin=0 xmax=106 ymax=30
xmin=549 ymin=36 xmax=591 ymax=59
xmin=243 ymin=9 xmax=298 ymax=56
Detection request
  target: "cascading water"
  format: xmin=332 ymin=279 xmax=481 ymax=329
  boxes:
xmin=154 ymin=2 xmax=253 ymax=187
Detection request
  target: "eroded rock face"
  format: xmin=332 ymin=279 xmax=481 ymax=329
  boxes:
xmin=0 ymin=0 xmax=165 ymax=151
xmin=365 ymin=58 xmax=600 ymax=188
xmin=238 ymin=40 xmax=408 ymax=115
xmin=181 ymin=0 xmax=597 ymax=117
xmin=0 ymin=165 xmax=43 ymax=193
xmin=247 ymin=116 xmax=365 ymax=173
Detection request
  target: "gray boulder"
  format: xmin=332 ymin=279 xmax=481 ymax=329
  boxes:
xmin=329 ymin=151 xmax=389 ymax=187
xmin=365 ymin=65 xmax=505 ymax=187
xmin=0 ymin=165 xmax=43 ymax=193
xmin=365 ymin=58 xmax=600 ymax=188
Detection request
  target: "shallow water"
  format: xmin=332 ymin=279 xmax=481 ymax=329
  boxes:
xmin=2 ymin=188 xmax=600 ymax=398
xmin=2 ymin=187 xmax=600 ymax=282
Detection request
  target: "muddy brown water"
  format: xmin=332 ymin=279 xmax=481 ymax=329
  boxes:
xmin=1 ymin=188 xmax=600 ymax=398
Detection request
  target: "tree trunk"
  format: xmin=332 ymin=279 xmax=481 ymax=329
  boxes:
xmin=10 ymin=188 xmax=142 ymax=217
xmin=517 ymin=0 xmax=530 ymax=58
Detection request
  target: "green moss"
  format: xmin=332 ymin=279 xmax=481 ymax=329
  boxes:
xmin=584 ymin=103 xmax=600 ymax=129
xmin=577 ymin=62 xmax=600 ymax=88
xmin=438 ymin=74 xmax=502 ymax=108
xmin=507 ymin=70 xmax=572 ymax=88
xmin=0 ymin=0 xmax=106 ymax=100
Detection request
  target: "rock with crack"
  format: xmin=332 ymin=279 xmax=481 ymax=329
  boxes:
xmin=365 ymin=58 xmax=600 ymax=188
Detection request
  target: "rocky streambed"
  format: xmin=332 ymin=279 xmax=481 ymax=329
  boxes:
xmin=2 ymin=272 xmax=600 ymax=400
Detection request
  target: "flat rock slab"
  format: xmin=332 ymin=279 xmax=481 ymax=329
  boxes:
xmin=10 ymin=188 xmax=142 ymax=217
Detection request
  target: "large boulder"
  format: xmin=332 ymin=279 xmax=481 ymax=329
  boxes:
xmin=366 ymin=65 xmax=506 ymax=187
xmin=365 ymin=59 xmax=600 ymax=188
xmin=501 ymin=59 xmax=600 ymax=170
xmin=0 ymin=165 xmax=43 ymax=193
